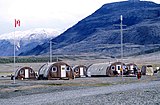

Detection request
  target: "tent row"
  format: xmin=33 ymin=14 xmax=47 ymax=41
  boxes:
xmin=87 ymin=62 xmax=155 ymax=77
xmin=87 ymin=62 xmax=138 ymax=77
xmin=12 ymin=62 xmax=88 ymax=80
xmin=12 ymin=61 xmax=155 ymax=80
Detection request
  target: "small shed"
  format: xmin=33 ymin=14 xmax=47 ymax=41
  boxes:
xmin=87 ymin=63 xmax=111 ymax=77
xmin=126 ymin=63 xmax=138 ymax=75
xmin=38 ymin=62 xmax=74 ymax=80
xmin=109 ymin=62 xmax=126 ymax=75
xmin=73 ymin=65 xmax=87 ymax=78
xmin=141 ymin=65 xmax=154 ymax=76
xmin=14 ymin=67 xmax=36 ymax=80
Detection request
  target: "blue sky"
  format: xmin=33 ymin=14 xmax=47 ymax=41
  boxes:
xmin=0 ymin=0 xmax=160 ymax=34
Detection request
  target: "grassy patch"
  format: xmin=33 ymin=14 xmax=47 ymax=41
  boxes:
xmin=0 ymin=56 xmax=62 ymax=63
xmin=92 ymin=83 xmax=112 ymax=87
xmin=47 ymin=83 xmax=63 ymax=86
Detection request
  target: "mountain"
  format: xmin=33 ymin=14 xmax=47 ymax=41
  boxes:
xmin=20 ymin=1 xmax=160 ymax=57
xmin=0 ymin=28 xmax=60 ymax=56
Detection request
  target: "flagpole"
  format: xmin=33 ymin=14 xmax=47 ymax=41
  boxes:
xmin=13 ymin=27 xmax=16 ymax=84
xmin=13 ymin=19 xmax=20 ymax=84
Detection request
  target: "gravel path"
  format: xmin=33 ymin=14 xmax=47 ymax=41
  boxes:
xmin=0 ymin=79 xmax=160 ymax=105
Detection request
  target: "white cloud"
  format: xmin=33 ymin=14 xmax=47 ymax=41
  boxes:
xmin=0 ymin=0 xmax=160 ymax=34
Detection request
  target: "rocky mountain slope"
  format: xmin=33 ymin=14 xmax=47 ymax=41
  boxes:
xmin=0 ymin=28 xmax=60 ymax=56
xmin=20 ymin=1 xmax=160 ymax=57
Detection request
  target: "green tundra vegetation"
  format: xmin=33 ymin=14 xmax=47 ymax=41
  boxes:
xmin=0 ymin=56 xmax=61 ymax=63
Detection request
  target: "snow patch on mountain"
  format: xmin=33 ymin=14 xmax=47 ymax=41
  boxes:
xmin=0 ymin=28 xmax=61 ymax=41
xmin=0 ymin=28 xmax=61 ymax=56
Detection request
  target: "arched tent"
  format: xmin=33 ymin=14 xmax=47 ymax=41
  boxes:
xmin=141 ymin=65 xmax=154 ymax=76
xmin=38 ymin=62 xmax=74 ymax=80
xmin=108 ymin=62 xmax=126 ymax=75
xmin=14 ymin=67 xmax=36 ymax=80
xmin=87 ymin=63 xmax=111 ymax=77
xmin=126 ymin=63 xmax=138 ymax=75
xmin=73 ymin=65 xmax=87 ymax=78
xmin=38 ymin=63 xmax=52 ymax=80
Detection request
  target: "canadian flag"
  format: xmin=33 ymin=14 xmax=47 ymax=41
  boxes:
xmin=15 ymin=19 xmax=20 ymax=27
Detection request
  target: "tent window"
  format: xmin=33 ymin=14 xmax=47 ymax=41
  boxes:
xmin=52 ymin=67 xmax=57 ymax=72
xmin=66 ymin=66 xmax=70 ymax=71
xmin=111 ymin=66 xmax=115 ymax=70
xmin=75 ymin=68 xmax=79 ymax=72
xmin=20 ymin=70 xmax=24 ymax=75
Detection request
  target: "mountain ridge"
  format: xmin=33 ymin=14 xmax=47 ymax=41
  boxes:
xmin=20 ymin=1 xmax=160 ymax=57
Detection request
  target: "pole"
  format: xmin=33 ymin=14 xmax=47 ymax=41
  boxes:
xmin=13 ymin=19 xmax=20 ymax=83
xmin=49 ymin=40 xmax=57 ymax=62
xmin=120 ymin=15 xmax=123 ymax=78
xmin=113 ymin=15 xmax=126 ymax=78
xmin=13 ymin=28 xmax=16 ymax=84
xmin=57 ymin=56 xmax=58 ymax=62
xmin=50 ymin=39 xmax=52 ymax=63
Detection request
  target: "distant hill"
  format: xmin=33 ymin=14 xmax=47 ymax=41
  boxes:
xmin=20 ymin=1 xmax=160 ymax=57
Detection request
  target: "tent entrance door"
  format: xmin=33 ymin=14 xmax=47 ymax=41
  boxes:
xmin=25 ymin=69 xmax=29 ymax=78
xmin=130 ymin=65 xmax=134 ymax=70
xmin=80 ymin=67 xmax=84 ymax=76
xmin=116 ymin=65 xmax=121 ymax=74
xmin=61 ymin=65 xmax=66 ymax=77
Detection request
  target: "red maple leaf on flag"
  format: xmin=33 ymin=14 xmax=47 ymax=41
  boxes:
xmin=15 ymin=19 xmax=20 ymax=27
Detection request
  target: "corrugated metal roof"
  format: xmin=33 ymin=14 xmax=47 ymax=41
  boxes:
xmin=15 ymin=68 xmax=20 ymax=77
xmin=38 ymin=63 xmax=54 ymax=76
xmin=87 ymin=63 xmax=110 ymax=76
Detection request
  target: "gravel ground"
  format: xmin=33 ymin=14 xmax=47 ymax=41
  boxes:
xmin=0 ymin=76 xmax=160 ymax=105
xmin=52 ymin=84 xmax=160 ymax=105
xmin=51 ymin=81 xmax=160 ymax=105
